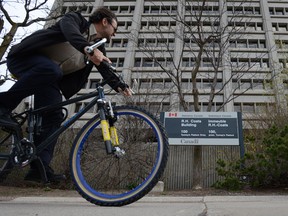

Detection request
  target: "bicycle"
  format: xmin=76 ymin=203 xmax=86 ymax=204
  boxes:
xmin=0 ymin=39 xmax=169 ymax=206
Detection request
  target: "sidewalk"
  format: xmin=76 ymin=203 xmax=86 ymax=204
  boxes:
xmin=1 ymin=194 xmax=288 ymax=216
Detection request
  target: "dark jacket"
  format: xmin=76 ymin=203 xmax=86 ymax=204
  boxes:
xmin=8 ymin=12 xmax=117 ymax=99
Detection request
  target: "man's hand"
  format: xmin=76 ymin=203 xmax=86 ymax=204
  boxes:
xmin=84 ymin=47 xmax=111 ymax=66
xmin=118 ymin=87 xmax=133 ymax=96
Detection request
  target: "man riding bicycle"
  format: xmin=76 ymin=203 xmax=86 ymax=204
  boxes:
xmin=0 ymin=7 xmax=131 ymax=183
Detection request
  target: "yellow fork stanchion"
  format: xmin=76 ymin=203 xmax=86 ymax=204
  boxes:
xmin=100 ymin=120 xmax=113 ymax=154
xmin=110 ymin=126 xmax=119 ymax=146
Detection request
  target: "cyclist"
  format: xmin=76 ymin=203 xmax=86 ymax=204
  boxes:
xmin=0 ymin=7 xmax=132 ymax=183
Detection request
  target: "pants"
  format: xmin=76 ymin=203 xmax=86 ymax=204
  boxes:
xmin=0 ymin=55 xmax=64 ymax=167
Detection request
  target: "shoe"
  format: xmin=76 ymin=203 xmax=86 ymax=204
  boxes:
xmin=24 ymin=166 xmax=66 ymax=183
xmin=0 ymin=106 xmax=18 ymax=128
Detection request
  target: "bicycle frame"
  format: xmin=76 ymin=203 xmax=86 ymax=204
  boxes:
xmin=35 ymin=87 xmax=105 ymax=155
xmin=0 ymin=84 xmax=107 ymax=162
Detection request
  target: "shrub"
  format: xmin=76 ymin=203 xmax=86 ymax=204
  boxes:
xmin=214 ymin=124 xmax=288 ymax=190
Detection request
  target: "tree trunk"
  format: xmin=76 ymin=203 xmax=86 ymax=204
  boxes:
xmin=0 ymin=18 xmax=4 ymax=34
xmin=0 ymin=24 xmax=18 ymax=60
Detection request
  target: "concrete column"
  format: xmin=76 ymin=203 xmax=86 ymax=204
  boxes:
xmin=220 ymin=0 xmax=233 ymax=112
xmin=122 ymin=0 xmax=144 ymax=85
xmin=260 ymin=0 xmax=287 ymax=110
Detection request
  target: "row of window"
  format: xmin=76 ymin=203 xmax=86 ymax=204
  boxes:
xmin=132 ymin=78 xmax=273 ymax=91
xmin=133 ymin=57 xmax=271 ymax=69
xmin=92 ymin=56 xmax=270 ymax=70
xmin=183 ymin=38 xmax=266 ymax=49
xmin=229 ymin=39 xmax=266 ymax=49
xmin=272 ymin=23 xmax=288 ymax=32
xmin=85 ymin=77 xmax=274 ymax=92
xmin=138 ymin=38 xmax=175 ymax=48
xmin=182 ymin=57 xmax=270 ymax=69
xmin=117 ymin=21 xmax=132 ymax=31
xmin=60 ymin=5 xmax=288 ymax=20
xmin=230 ymin=58 xmax=270 ymax=69
xmin=232 ymin=79 xmax=272 ymax=90
xmin=142 ymin=5 xmax=261 ymax=16
xmin=276 ymin=40 xmax=288 ymax=49
xmin=108 ymin=6 xmax=135 ymax=14
xmin=269 ymin=7 xmax=288 ymax=16
xmin=234 ymin=102 xmax=275 ymax=114
xmin=140 ymin=20 xmax=264 ymax=32
xmin=227 ymin=6 xmax=261 ymax=15
xmin=110 ymin=37 xmax=267 ymax=50
xmin=140 ymin=21 xmax=176 ymax=31
xmin=61 ymin=5 xmax=93 ymax=15
xmin=143 ymin=5 xmax=177 ymax=14
xmin=182 ymin=102 xmax=275 ymax=113
xmin=73 ymin=101 xmax=276 ymax=114
xmin=108 ymin=39 xmax=128 ymax=48
xmin=228 ymin=22 xmax=263 ymax=31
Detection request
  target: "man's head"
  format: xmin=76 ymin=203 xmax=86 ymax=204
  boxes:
xmin=89 ymin=7 xmax=117 ymax=42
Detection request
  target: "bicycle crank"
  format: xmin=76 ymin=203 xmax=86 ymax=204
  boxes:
xmin=13 ymin=138 xmax=36 ymax=167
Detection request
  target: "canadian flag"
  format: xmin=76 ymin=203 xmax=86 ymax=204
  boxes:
xmin=168 ymin=112 xmax=178 ymax=117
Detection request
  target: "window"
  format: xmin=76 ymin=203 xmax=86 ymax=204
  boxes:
xmin=111 ymin=39 xmax=121 ymax=47
xmin=279 ymin=24 xmax=287 ymax=31
xmin=234 ymin=103 xmax=241 ymax=112
xmin=252 ymin=80 xmax=264 ymax=90
xmin=143 ymin=58 xmax=153 ymax=67
xmin=139 ymin=79 xmax=150 ymax=89
xmin=151 ymin=79 xmax=164 ymax=89
xmin=242 ymin=103 xmax=254 ymax=113
xmin=255 ymin=103 xmax=267 ymax=113
xmin=134 ymin=58 xmax=141 ymax=67
xmin=119 ymin=6 xmax=129 ymax=13
xmin=249 ymin=40 xmax=258 ymax=48
xmin=164 ymin=79 xmax=173 ymax=89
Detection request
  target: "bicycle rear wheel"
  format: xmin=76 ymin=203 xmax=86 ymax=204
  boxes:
xmin=70 ymin=105 xmax=169 ymax=206
xmin=0 ymin=127 xmax=16 ymax=181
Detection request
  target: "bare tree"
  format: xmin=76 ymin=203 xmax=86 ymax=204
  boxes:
xmin=132 ymin=0 xmax=272 ymax=188
xmin=0 ymin=0 xmax=62 ymax=62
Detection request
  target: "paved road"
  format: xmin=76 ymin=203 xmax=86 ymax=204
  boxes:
xmin=1 ymin=195 xmax=288 ymax=216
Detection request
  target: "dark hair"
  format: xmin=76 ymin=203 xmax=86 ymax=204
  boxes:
xmin=89 ymin=7 xmax=117 ymax=24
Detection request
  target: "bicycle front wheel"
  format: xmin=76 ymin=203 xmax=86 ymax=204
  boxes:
xmin=70 ymin=105 xmax=169 ymax=206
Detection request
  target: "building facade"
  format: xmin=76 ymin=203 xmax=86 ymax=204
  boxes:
xmin=51 ymin=0 xmax=288 ymax=124
xmin=50 ymin=0 xmax=288 ymax=188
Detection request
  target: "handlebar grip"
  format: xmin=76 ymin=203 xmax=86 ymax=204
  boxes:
xmin=85 ymin=38 xmax=107 ymax=54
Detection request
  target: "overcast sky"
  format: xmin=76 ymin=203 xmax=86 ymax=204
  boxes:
xmin=0 ymin=0 xmax=55 ymax=91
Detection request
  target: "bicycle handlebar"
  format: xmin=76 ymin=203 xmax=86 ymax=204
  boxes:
xmin=85 ymin=38 xmax=116 ymax=72
xmin=85 ymin=38 xmax=129 ymax=92
xmin=84 ymin=38 xmax=107 ymax=55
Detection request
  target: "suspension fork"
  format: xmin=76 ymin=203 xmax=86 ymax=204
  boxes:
xmin=97 ymin=86 xmax=119 ymax=154
xmin=98 ymin=101 xmax=120 ymax=152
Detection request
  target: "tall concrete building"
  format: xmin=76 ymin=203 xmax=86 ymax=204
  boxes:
xmin=48 ymin=0 xmax=288 ymax=188
xmin=50 ymin=0 xmax=288 ymax=125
